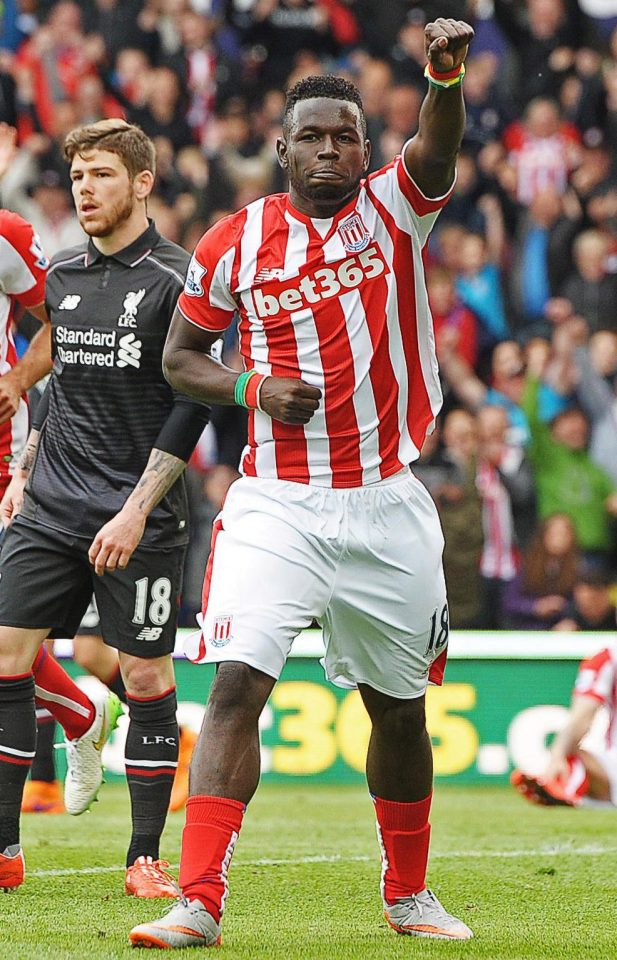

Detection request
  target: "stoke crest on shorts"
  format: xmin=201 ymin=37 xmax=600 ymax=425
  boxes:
xmin=211 ymin=614 xmax=233 ymax=647
xmin=338 ymin=213 xmax=370 ymax=252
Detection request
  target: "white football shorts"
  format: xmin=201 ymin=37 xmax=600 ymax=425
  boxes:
xmin=189 ymin=469 xmax=449 ymax=699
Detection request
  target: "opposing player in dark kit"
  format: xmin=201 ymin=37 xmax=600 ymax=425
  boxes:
xmin=0 ymin=120 xmax=209 ymax=894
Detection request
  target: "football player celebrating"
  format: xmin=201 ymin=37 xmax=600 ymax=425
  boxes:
xmin=130 ymin=17 xmax=475 ymax=948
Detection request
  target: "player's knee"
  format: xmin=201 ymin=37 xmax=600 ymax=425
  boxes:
xmin=121 ymin=654 xmax=174 ymax=699
xmin=0 ymin=628 xmax=45 ymax=675
xmin=207 ymin=662 xmax=273 ymax=724
xmin=376 ymin=697 xmax=427 ymax=742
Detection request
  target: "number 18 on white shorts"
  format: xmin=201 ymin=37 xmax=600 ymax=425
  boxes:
xmin=188 ymin=469 xmax=449 ymax=700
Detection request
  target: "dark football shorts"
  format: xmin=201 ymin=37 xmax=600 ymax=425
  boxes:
xmin=0 ymin=519 xmax=185 ymax=658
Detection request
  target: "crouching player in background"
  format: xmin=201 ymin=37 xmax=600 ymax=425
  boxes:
xmin=512 ymin=640 xmax=617 ymax=807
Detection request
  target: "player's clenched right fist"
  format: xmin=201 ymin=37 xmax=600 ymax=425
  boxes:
xmin=259 ymin=376 xmax=322 ymax=425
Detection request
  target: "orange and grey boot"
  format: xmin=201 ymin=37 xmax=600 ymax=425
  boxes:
xmin=22 ymin=780 xmax=65 ymax=814
xmin=125 ymin=855 xmax=179 ymax=899
xmin=0 ymin=845 xmax=25 ymax=892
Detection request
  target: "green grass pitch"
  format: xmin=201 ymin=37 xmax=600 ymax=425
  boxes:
xmin=2 ymin=783 xmax=616 ymax=960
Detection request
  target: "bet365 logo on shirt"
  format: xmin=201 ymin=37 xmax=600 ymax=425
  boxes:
xmin=253 ymin=246 xmax=386 ymax=318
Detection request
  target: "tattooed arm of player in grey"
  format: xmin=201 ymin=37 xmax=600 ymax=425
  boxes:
xmin=18 ymin=428 xmax=41 ymax=476
xmin=88 ymin=448 xmax=186 ymax=576
xmin=126 ymin=447 xmax=186 ymax=516
xmin=0 ymin=427 xmax=41 ymax=527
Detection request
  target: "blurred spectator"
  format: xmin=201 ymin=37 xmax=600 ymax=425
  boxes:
xmin=83 ymin=0 xmax=161 ymax=66
xmin=354 ymin=56 xmax=393 ymax=170
xmin=502 ymin=514 xmax=578 ymax=629
xmin=502 ymin=97 xmax=582 ymax=207
xmin=416 ymin=410 xmax=484 ymax=629
xmin=439 ymin=338 xmax=530 ymax=447
xmin=462 ymin=52 xmax=514 ymax=155
xmin=554 ymin=563 xmax=617 ymax=630
xmin=233 ymin=0 xmax=344 ymax=89
xmin=130 ymin=66 xmax=195 ymax=150
xmin=14 ymin=1 xmax=99 ymax=137
xmin=431 ymin=222 xmax=467 ymax=274
xmin=389 ymin=9 xmax=429 ymax=92
xmin=522 ymin=376 xmax=617 ymax=560
xmin=550 ymin=319 xmax=617 ymax=483
xmin=493 ymin=0 xmax=600 ymax=110
xmin=111 ymin=47 xmax=153 ymax=110
xmin=173 ymin=9 xmax=240 ymax=143
xmin=508 ymin=187 xmax=581 ymax=337
xmin=370 ymin=82 xmax=422 ymax=169
xmin=559 ymin=228 xmax=617 ymax=333
xmin=428 ymin=265 xmax=479 ymax=370
xmin=0 ymin=0 xmax=40 ymax=54
xmin=174 ymin=145 xmax=235 ymax=224
xmin=211 ymin=97 xmax=276 ymax=197
xmin=476 ymin=404 xmax=537 ymax=627
xmin=454 ymin=215 xmax=509 ymax=346
xmin=439 ymin=150 xmax=491 ymax=235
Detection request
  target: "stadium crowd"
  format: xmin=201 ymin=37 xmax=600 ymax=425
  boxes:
xmin=1 ymin=0 xmax=617 ymax=631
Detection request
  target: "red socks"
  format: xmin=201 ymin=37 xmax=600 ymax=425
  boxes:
xmin=177 ymin=792 xmax=430 ymax=919
xmin=373 ymin=793 xmax=432 ymax=904
xmin=179 ymin=795 xmax=245 ymax=922
xmin=32 ymin=647 xmax=95 ymax=740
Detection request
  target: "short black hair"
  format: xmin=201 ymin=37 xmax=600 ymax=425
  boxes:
xmin=283 ymin=75 xmax=366 ymax=138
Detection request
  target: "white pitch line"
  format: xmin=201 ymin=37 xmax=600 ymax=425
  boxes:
xmin=28 ymin=844 xmax=617 ymax=879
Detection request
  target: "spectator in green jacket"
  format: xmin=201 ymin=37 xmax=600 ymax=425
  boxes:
xmin=522 ymin=378 xmax=617 ymax=561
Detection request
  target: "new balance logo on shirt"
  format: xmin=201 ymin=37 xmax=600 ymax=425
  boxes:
xmin=58 ymin=294 xmax=81 ymax=310
xmin=254 ymin=267 xmax=284 ymax=284
xmin=135 ymin=627 xmax=163 ymax=642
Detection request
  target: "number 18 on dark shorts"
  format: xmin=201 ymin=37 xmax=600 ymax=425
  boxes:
xmin=0 ymin=519 xmax=185 ymax=658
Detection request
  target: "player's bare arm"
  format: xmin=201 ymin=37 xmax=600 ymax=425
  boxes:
xmin=164 ymin=308 xmax=322 ymax=425
xmin=0 ymin=315 xmax=52 ymax=424
xmin=404 ymin=18 xmax=474 ymax=198
xmin=0 ymin=426 xmax=41 ymax=527
xmin=88 ymin=447 xmax=187 ymax=576
xmin=543 ymin=694 xmax=599 ymax=782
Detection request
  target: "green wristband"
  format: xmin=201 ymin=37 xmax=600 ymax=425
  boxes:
xmin=234 ymin=370 xmax=257 ymax=408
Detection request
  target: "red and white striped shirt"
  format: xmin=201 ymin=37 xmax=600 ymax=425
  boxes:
xmin=0 ymin=210 xmax=49 ymax=482
xmin=575 ymin=643 xmax=617 ymax=749
xmin=178 ymin=152 xmax=452 ymax=487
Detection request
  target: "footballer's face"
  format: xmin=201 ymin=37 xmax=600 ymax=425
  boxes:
xmin=70 ymin=149 xmax=150 ymax=238
xmin=277 ymin=98 xmax=371 ymax=216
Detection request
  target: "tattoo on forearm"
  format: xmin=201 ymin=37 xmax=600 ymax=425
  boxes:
xmin=132 ymin=449 xmax=185 ymax=513
xmin=18 ymin=430 xmax=40 ymax=474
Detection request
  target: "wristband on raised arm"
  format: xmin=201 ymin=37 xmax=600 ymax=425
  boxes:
xmin=424 ymin=62 xmax=465 ymax=90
